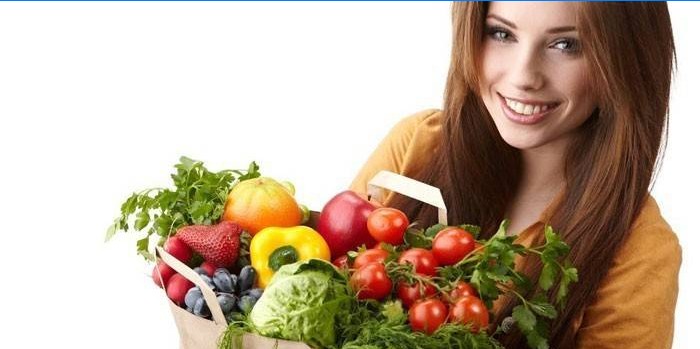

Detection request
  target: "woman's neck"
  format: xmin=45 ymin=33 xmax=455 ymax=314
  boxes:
xmin=519 ymin=140 xmax=567 ymax=197
xmin=504 ymin=138 xmax=568 ymax=235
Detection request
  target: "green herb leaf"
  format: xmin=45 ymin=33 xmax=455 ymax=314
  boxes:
xmin=538 ymin=262 xmax=556 ymax=291
xmin=121 ymin=194 xmax=139 ymax=216
xmin=134 ymin=210 xmax=151 ymax=230
xmin=556 ymin=266 xmax=579 ymax=304
xmin=459 ymin=224 xmax=481 ymax=238
xmin=529 ymin=299 xmax=557 ymax=319
xmin=403 ymin=227 xmax=432 ymax=249
xmin=105 ymin=221 xmax=118 ymax=242
xmin=513 ymin=305 xmax=536 ymax=333
xmin=381 ymin=301 xmax=407 ymax=325
xmin=526 ymin=330 xmax=549 ymax=349
xmin=565 ymin=266 xmax=579 ymax=282
xmin=136 ymin=235 xmax=149 ymax=249
xmin=424 ymin=224 xmax=446 ymax=238
xmin=238 ymin=161 xmax=261 ymax=182
xmin=495 ymin=220 xmax=510 ymax=238
xmin=137 ymin=250 xmax=155 ymax=261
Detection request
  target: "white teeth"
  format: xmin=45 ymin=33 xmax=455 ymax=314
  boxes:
xmin=504 ymin=96 xmax=552 ymax=116
xmin=507 ymin=100 xmax=525 ymax=114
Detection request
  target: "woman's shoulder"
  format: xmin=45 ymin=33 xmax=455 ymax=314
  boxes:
xmin=625 ymin=195 xmax=680 ymax=250
xmin=391 ymin=109 xmax=444 ymax=173
xmin=575 ymin=194 xmax=681 ymax=347
xmin=349 ymin=109 xmax=443 ymax=197
xmin=388 ymin=108 xmax=443 ymax=140
xmin=613 ymin=195 xmax=681 ymax=268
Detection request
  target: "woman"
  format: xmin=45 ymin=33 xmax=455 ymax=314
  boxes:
xmin=350 ymin=2 xmax=681 ymax=348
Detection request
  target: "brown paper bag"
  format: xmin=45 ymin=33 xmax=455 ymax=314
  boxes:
xmin=157 ymin=245 xmax=313 ymax=349
xmin=156 ymin=170 xmax=447 ymax=348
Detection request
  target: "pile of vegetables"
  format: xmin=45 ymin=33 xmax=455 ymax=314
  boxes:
xmin=107 ymin=157 xmax=577 ymax=349
xmin=221 ymin=219 xmax=576 ymax=349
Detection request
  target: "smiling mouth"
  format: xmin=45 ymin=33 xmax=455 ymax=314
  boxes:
xmin=497 ymin=93 xmax=561 ymax=125
xmin=499 ymin=93 xmax=560 ymax=116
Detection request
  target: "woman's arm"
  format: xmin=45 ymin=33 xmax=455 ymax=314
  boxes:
xmin=575 ymin=212 xmax=682 ymax=348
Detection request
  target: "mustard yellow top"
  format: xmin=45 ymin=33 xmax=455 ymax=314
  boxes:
xmin=350 ymin=109 xmax=682 ymax=348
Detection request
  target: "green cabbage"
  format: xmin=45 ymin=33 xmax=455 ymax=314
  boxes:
xmin=249 ymin=259 xmax=351 ymax=348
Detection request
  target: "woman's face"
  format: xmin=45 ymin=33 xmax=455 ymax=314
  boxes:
xmin=479 ymin=2 xmax=597 ymax=151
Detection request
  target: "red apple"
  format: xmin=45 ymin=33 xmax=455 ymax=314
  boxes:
xmin=317 ymin=190 xmax=379 ymax=258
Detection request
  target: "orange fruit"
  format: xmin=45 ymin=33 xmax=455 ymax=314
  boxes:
xmin=222 ymin=177 xmax=302 ymax=235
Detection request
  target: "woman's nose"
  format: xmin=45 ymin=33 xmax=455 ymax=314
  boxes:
xmin=509 ymin=48 xmax=545 ymax=91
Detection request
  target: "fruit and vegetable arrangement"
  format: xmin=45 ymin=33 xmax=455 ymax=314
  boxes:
xmin=107 ymin=157 xmax=578 ymax=349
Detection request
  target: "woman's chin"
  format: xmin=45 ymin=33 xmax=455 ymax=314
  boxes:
xmin=498 ymin=131 xmax=547 ymax=150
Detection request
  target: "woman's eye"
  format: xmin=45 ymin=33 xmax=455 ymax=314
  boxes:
xmin=486 ymin=26 xmax=513 ymax=42
xmin=552 ymin=38 xmax=581 ymax=54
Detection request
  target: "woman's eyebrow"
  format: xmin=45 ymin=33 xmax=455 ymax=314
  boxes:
xmin=486 ymin=14 xmax=577 ymax=34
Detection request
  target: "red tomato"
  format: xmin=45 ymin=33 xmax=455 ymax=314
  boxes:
xmin=447 ymin=281 xmax=478 ymax=303
xmin=367 ymin=207 xmax=409 ymax=245
xmin=397 ymin=281 xmax=438 ymax=309
xmin=353 ymin=248 xmax=389 ymax=269
xmin=350 ymin=262 xmax=393 ymax=300
xmin=398 ymin=248 xmax=439 ymax=276
xmin=333 ymin=255 xmax=349 ymax=269
xmin=409 ymin=299 xmax=448 ymax=334
xmin=449 ymin=295 xmax=489 ymax=332
xmin=431 ymin=228 xmax=476 ymax=266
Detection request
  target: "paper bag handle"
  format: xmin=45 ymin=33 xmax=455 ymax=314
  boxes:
xmin=367 ymin=170 xmax=448 ymax=225
xmin=155 ymin=246 xmax=227 ymax=326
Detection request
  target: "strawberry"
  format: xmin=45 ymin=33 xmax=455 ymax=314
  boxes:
xmin=176 ymin=221 xmax=242 ymax=268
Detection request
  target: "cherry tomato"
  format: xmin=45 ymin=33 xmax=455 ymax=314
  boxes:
xmin=447 ymin=281 xmax=478 ymax=303
xmin=353 ymin=248 xmax=389 ymax=269
xmin=431 ymin=228 xmax=476 ymax=266
xmin=398 ymin=248 xmax=439 ymax=276
xmin=367 ymin=207 xmax=409 ymax=245
xmin=397 ymin=281 xmax=438 ymax=309
xmin=409 ymin=298 xmax=448 ymax=334
xmin=350 ymin=262 xmax=393 ymax=300
xmin=333 ymin=255 xmax=349 ymax=269
xmin=449 ymin=295 xmax=489 ymax=332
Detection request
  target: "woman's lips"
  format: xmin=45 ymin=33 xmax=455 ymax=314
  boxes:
xmin=498 ymin=93 xmax=560 ymax=125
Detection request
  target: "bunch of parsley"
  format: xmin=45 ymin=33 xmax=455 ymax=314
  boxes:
xmin=105 ymin=156 xmax=260 ymax=260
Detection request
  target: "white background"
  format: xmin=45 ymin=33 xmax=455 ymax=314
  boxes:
xmin=0 ymin=2 xmax=696 ymax=348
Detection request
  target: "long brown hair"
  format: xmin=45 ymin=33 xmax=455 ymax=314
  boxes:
xmin=389 ymin=2 xmax=675 ymax=348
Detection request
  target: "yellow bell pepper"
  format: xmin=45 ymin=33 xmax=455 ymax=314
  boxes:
xmin=250 ymin=225 xmax=331 ymax=288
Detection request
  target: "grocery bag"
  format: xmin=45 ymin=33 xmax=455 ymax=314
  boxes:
xmin=156 ymin=170 xmax=447 ymax=348
xmin=156 ymin=246 xmax=312 ymax=349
